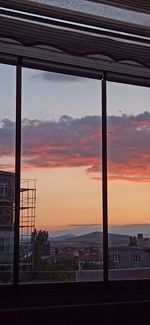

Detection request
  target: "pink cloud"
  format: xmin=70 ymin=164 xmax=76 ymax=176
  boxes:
xmin=0 ymin=112 xmax=150 ymax=182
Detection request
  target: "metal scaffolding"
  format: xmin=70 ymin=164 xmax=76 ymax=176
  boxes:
xmin=20 ymin=179 xmax=36 ymax=270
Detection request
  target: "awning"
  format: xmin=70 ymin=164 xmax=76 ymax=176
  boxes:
xmin=0 ymin=15 xmax=149 ymax=65
xmin=0 ymin=1 xmax=149 ymax=83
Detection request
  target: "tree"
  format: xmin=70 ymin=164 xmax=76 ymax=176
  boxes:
xmin=129 ymin=236 xmax=137 ymax=247
xmin=31 ymin=229 xmax=50 ymax=270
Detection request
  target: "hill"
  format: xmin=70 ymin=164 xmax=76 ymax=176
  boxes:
xmin=68 ymin=231 xmax=129 ymax=246
xmin=50 ymin=231 xmax=130 ymax=247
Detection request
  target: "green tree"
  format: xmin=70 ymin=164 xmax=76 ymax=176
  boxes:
xmin=31 ymin=229 xmax=50 ymax=270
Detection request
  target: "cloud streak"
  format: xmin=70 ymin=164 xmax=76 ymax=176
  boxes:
xmin=31 ymin=72 xmax=86 ymax=83
xmin=0 ymin=112 xmax=150 ymax=182
xmin=69 ymin=224 xmax=100 ymax=227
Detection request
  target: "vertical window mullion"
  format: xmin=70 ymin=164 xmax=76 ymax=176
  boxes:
xmin=13 ymin=63 xmax=22 ymax=289
xmin=102 ymin=74 xmax=108 ymax=283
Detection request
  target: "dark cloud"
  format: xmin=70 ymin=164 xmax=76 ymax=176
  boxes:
xmin=69 ymin=224 xmax=100 ymax=227
xmin=31 ymin=72 xmax=86 ymax=83
xmin=0 ymin=119 xmax=15 ymax=156
xmin=109 ymin=224 xmax=150 ymax=236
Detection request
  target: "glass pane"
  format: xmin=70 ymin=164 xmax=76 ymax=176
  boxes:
xmin=108 ymin=82 xmax=150 ymax=280
xmin=0 ymin=64 xmax=16 ymax=284
xmin=20 ymin=69 xmax=102 ymax=283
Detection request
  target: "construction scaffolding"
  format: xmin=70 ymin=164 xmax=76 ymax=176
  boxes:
xmin=20 ymin=179 xmax=36 ymax=271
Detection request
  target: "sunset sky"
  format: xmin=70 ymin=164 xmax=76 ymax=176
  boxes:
xmin=0 ymin=63 xmax=150 ymax=236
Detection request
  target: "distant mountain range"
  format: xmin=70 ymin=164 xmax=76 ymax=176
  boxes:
xmin=50 ymin=231 xmax=130 ymax=247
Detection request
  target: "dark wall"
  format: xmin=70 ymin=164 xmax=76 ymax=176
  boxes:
xmin=0 ymin=283 xmax=150 ymax=325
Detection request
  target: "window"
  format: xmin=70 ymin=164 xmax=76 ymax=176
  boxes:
xmin=107 ymin=82 xmax=150 ymax=280
xmin=0 ymin=61 xmax=149 ymax=287
xmin=0 ymin=63 xmax=15 ymax=284
xmin=0 ymin=237 xmax=12 ymax=253
xmin=112 ymin=254 xmax=120 ymax=263
xmin=5 ymin=237 xmax=12 ymax=253
xmin=0 ymin=183 xmax=8 ymax=196
xmin=20 ymin=68 xmax=102 ymax=283
xmin=132 ymin=255 xmax=141 ymax=263
xmin=0 ymin=32 xmax=149 ymax=289
xmin=0 ymin=238 xmax=4 ymax=253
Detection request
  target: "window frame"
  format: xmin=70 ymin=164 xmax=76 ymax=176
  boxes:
xmin=0 ymin=54 xmax=149 ymax=293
